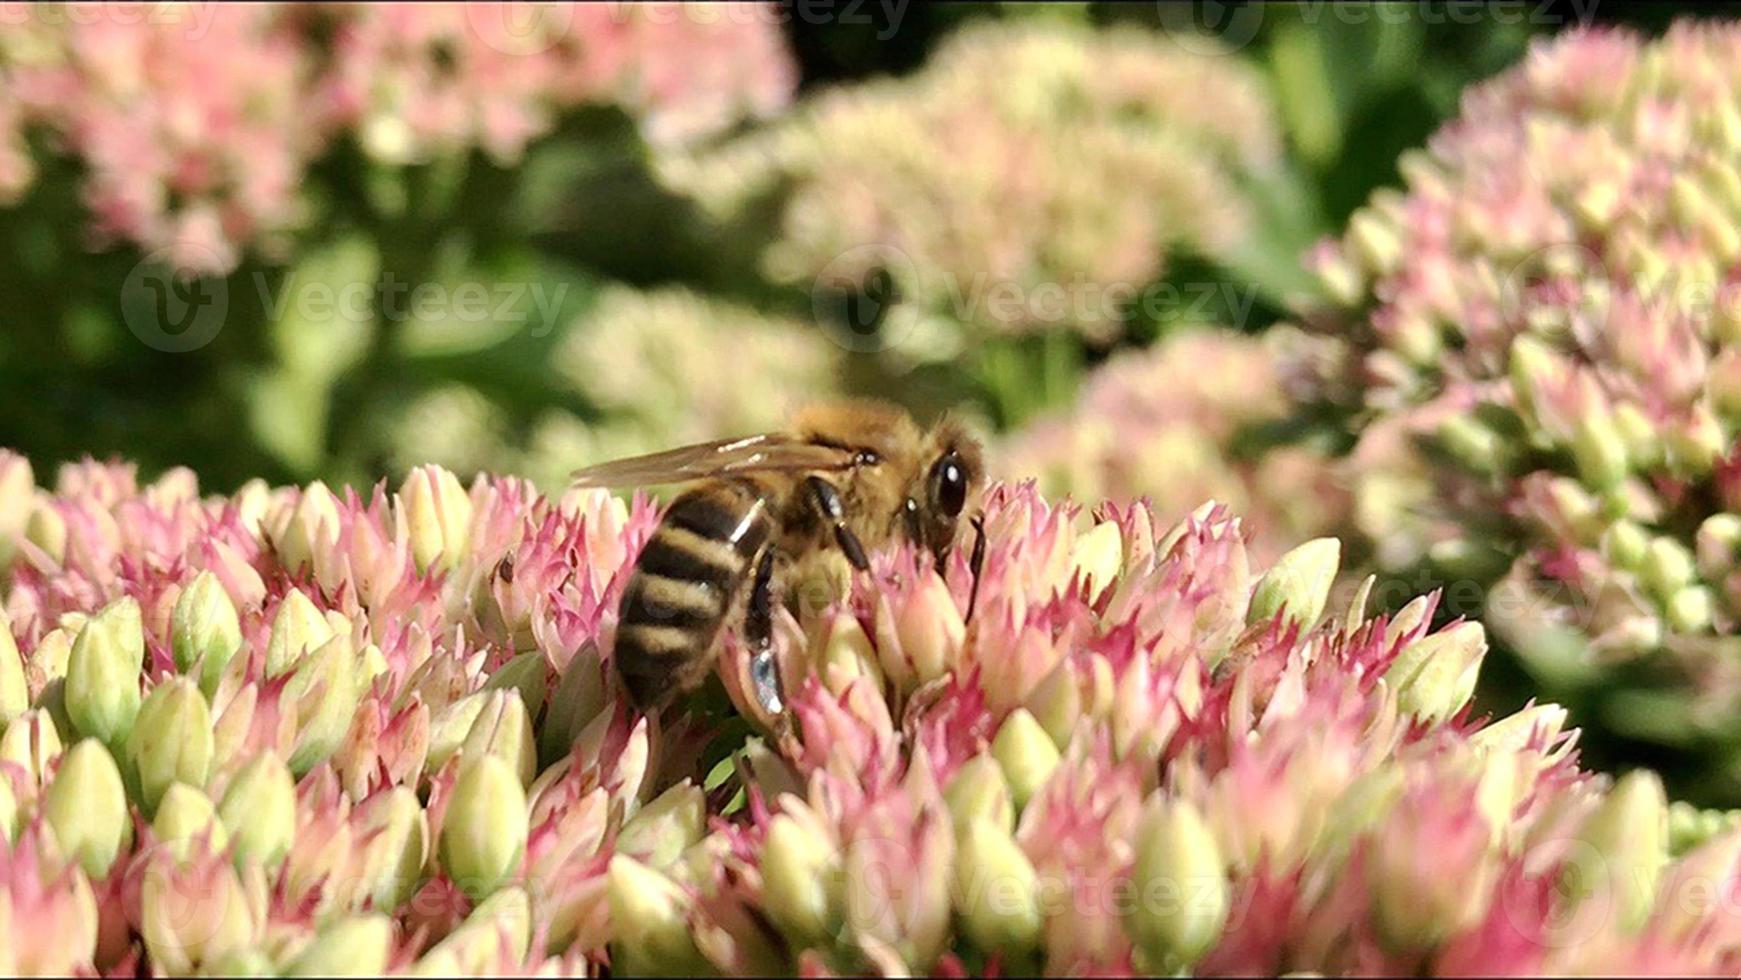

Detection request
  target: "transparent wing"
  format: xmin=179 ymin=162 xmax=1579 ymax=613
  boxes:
xmin=568 ymin=434 xmax=857 ymax=488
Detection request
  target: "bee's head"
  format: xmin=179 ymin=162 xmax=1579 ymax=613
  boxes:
xmin=791 ymin=400 xmax=983 ymax=565
xmin=902 ymin=416 xmax=984 ymax=565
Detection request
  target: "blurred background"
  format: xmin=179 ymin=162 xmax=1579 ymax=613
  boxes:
xmin=2 ymin=0 xmax=1664 ymax=490
xmin=7 ymin=1 xmax=1741 ymax=804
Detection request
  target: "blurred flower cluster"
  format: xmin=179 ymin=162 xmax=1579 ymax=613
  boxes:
xmin=0 ymin=447 xmax=1734 ymax=974
xmin=660 ymin=19 xmax=1281 ymax=357
xmin=549 ymin=284 xmax=842 ymax=476
xmin=1293 ymin=24 xmax=1741 ymax=759
xmin=1000 ymin=328 xmax=1347 ymax=567
xmin=0 ymin=2 xmax=795 ymax=272
xmin=379 ymin=284 xmax=842 ymax=491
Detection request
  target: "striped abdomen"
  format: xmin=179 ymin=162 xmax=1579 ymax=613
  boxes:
xmin=614 ymin=480 xmax=774 ymax=710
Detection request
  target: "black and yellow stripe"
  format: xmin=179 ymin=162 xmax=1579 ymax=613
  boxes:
xmin=614 ymin=480 xmax=773 ymax=710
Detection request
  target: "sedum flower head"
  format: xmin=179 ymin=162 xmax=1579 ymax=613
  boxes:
xmin=1290 ymin=22 xmax=1741 ymax=771
xmin=661 ymin=20 xmax=1281 ymax=351
xmin=548 ymin=285 xmax=840 ymax=479
xmin=0 ymin=4 xmax=797 ymax=273
xmin=1002 ymin=329 xmax=1348 ymax=566
xmin=0 ymin=451 xmax=1735 ymax=974
xmin=399 ymin=284 xmax=846 ymax=496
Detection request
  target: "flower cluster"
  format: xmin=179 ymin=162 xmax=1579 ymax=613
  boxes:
xmin=1000 ymin=328 xmax=1347 ymax=566
xmin=0 ymin=3 xmax=796 ymax=272
xmin=659 ymin=19 xmax=1281 ymax=352
xmin=1294 ymin=24 xmax=1741 ymax=724
xmin=0 ymin=5 xmax=315 ymax=272
xmin=0 ymin=448 xmax=1736 ymax=974
xmin=316 ymin=2 xmax=796 ymax=164
xmin=550 ymin=284 xmax=842 ymax=474
xmin=375 ymin=285 xmax=843 ymax=491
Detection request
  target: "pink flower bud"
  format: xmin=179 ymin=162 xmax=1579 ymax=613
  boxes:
xmin=1127 ymin=796 xmax=1229 ymax=970
xmin=874 ymin=565 xmax=965 ymax=695
xmin=398 ymin=465 xmax=473 ymax=574
xmin=1368 ymin=780 xmax=1495 ymax=951
xmin=272 ymin=481 xmax=342 ymax=575
xmin=0 ymin=611 xmax=23 ymax=726
xmin=137 ymin=848 xmax=267 ymax=974
xmin=607 ymin=856 xmax=706 ymax=976
xmin=440 ymin=754 xmax=527 ymax=900
xmin=0 ymin=827 xmax=102 ymax=973
xmin=843 ymin=794 xmax=954 ymax=973
xmin=42 ymin=739 xmax=131 ymax=878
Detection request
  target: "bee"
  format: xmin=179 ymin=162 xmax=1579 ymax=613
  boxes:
xmin=569 ymin=400 xmax=985 ymax=718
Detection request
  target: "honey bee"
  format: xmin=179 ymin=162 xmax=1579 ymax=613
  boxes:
xmin=569 ymin=400 xmax=985 ymax=718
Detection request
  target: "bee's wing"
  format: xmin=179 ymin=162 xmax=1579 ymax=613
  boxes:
xmin=568 ymin=434 xmax=857 ymax=488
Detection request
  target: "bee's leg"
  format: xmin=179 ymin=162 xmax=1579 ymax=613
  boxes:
xmin=804 ymin=475 xmax=870 ymax=571
xmin=745 ymin=544 xmax=785 ymax=717
xmin=965 ymin=515 xmax=987 ymax=623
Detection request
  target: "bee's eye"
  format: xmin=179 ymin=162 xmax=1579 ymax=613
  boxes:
xmin=932 ymin=452 xmax=968 ymax=518
xmin=855 ymin=450 xmax=879 ymax=467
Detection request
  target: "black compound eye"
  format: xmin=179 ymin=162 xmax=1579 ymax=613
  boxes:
xmin=932 ymin=453 xmax=968 ymax=518
xmin=855 ymin=450 xmax=880 ymax=467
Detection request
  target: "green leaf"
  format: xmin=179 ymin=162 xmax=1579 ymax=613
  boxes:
xmin=1268 ymin=20 xmax=1342 ymax=168
xmin=266 ymin=236 xmax=381 ymax=383
xmin=247 ymin=370 xmax=331 ymax=477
